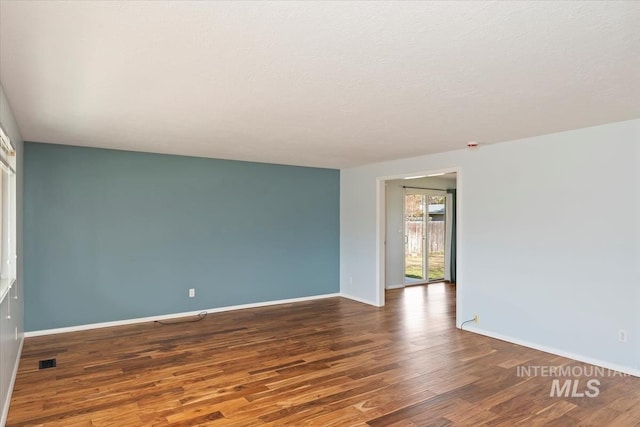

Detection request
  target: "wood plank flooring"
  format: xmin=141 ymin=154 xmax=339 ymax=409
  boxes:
xmin=7 ymin=283 xmax=640 ymax=426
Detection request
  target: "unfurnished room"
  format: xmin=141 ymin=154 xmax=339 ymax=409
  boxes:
xmin=0 ymin=1 xmax=639 ymax=426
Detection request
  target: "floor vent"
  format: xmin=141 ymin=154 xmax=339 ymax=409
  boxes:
xmin=38 ymin=358 xmax=57 ymax=369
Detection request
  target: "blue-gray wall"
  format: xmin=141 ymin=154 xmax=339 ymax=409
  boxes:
xmin=24 ymin=143 xmax=339 ymax=331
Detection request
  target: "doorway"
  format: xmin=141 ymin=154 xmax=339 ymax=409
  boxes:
xmin=380 ymin=170 xmax=458 ymax=312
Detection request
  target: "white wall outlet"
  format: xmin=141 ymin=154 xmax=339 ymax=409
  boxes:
xmin=619 ymin=329 xmax=628 ymax=343
xmin=15 ymin=327 xmax=18 ymax=341
xmin=189 ymin=288 xmax=195 ymax=298
xmin=474 ymin=314 xmax=479 ymax=323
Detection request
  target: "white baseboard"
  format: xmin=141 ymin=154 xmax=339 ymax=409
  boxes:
xmin=463 ymin=325 xmax=640 ymax=378
xmin=340 ymin=292 xmax=379 ymax=306
xmin=1 ymin=334 xmax=24 ymax=427
xmin=24 ymin=293 xmax=341 ymax=337
xmin=385 ymin=284 xmax=405 ymax=290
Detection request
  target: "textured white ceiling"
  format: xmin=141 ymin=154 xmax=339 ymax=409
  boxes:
xmin=1 ymin=1 xmax=639 ymax=168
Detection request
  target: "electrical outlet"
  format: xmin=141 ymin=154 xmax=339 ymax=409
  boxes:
xmin=474 ymin=314 xmax=479 ymax=323
xmin=619 ymin=329 xmax=628 ymax=343
xmin=14 ymin=327 xmax=18 ymax=341
xmin=189 ymin=288 xmax=195 ymax=298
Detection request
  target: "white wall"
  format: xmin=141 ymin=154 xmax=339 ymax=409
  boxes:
xmin=385 ymin=182 xmax=405 ymax=289
xmin=341 ymin=119 xmax=640 ymax=374
xmin=0 ymin=84 xmax=24 ymax=425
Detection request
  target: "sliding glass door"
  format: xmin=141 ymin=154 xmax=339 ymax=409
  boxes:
xmin=404 ymin=193 xmax=426 ymax=283
xmin=426 ymin=195 xmax=445 ymax=281
xmin=404 ymin=189 xmax=446 ymax=285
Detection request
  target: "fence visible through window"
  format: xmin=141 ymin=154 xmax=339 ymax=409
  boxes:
xmin=404 ymin=193 xmax=446 ymax=282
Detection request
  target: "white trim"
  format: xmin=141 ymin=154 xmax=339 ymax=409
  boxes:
xmin=463 ymin=325 xmax=640 ymax=378
xmin=453 ymin=171 xmax=463 ymax=328
xmin=1 ymin=334 xmax=24 ymax=427
xmin=340 ymin=292 xmax=380 ymax=307
xmin=444 ymin=193 xmax=452 ymax=282
xmin=0 ymin=278 xmax=11 ymax=303
xmin=385 ymin=284 xmax=405 ymax=290
xmin=0 ymin=124 xmax=14 ymax=154
xmin=24 ymin=293 xmax=341 ymax=337
xmin=376 ymin=177 xmax=385 ymax=307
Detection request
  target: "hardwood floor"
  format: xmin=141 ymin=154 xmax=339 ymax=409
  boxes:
xmin=7 ymin=284 xmax=640 ymax=426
